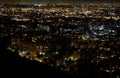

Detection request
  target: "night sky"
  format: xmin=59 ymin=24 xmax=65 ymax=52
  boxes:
xmin=0 ymin=0 xmax=120 ymax=4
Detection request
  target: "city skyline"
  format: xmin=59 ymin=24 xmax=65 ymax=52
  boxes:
xmin=0 ymin=2 xmax=120 ymax=78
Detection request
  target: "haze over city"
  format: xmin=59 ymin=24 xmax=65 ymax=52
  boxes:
xmin=0 ymin=0 xmax=120 ymax=4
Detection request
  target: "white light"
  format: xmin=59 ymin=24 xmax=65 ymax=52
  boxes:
xmin=105 ymin=70 xmax=110 ymax=72
xmin=39 ymin=52 xmax=45 ymax=55
xmin=22 ymin=51 xmax=28 ymax=55
xmin=55 ymin=52 xmax=59 ymax=54
xmin=117 ymin=76 xmax=119 ymax=78
xmin=42 ymin=53 xmax=45 ymax=55
xmin=39 ymin=52 xmax=43 ymax=55
xmin=112 ymin=30 xmax=115 ymax=32
xmin=119 ymin=57 xmax=120 ymax=59
xmin=24 ymin=34 xmax=27 ymax=36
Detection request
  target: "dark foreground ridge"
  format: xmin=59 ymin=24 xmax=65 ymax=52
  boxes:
xmin=0 ymin=37 xmax=102 ymax=78
xmin=0 ymin=37 xmax=73 ymax=78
